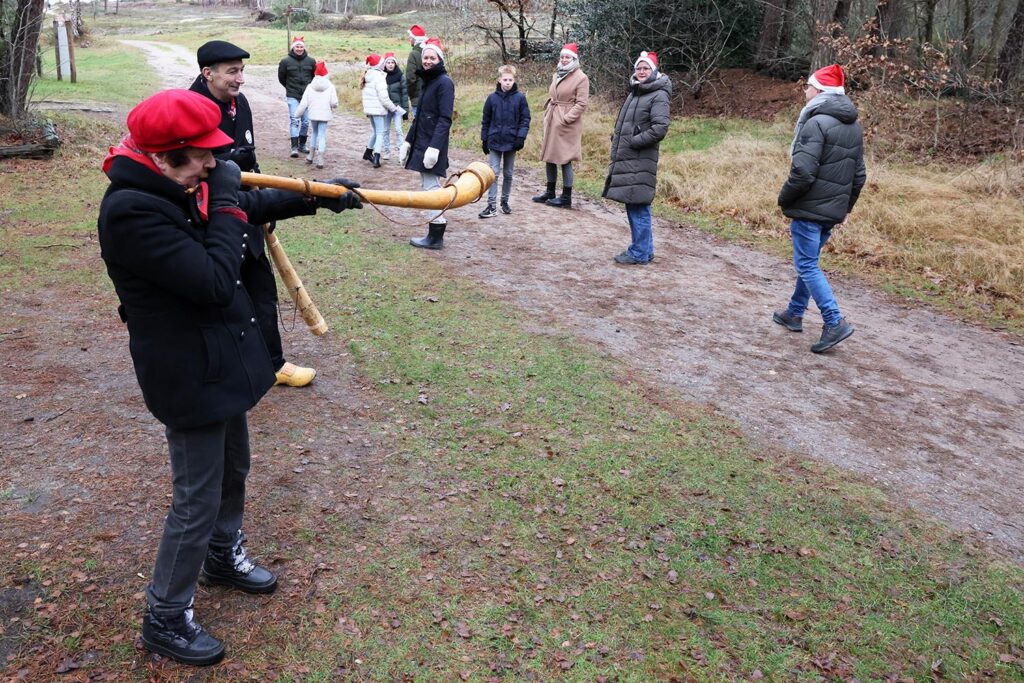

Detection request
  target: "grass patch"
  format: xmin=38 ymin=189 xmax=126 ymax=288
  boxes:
xmin=255 ymin=208 xmax=1024 ymax=681
xmin=31 ymin=34 xmax=158 ymax=105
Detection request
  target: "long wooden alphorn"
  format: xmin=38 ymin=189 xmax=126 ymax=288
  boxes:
xmin=263 ymin=225 xmax=329 ymax=336
xmin=240 ymin=161 xmax=496 ymax=209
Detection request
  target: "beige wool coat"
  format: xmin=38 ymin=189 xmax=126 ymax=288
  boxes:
xmin=539 ymin=68 xmax=590 ymax=164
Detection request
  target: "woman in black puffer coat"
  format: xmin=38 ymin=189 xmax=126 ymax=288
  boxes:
xmin=603 ymin=51 xmax=671 ymax=265
xmin=382 ymin=52 xmax=409 ymax=160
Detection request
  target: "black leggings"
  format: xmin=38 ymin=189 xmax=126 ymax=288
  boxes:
xmin=545 ymin=162 xmax=574 ymax=187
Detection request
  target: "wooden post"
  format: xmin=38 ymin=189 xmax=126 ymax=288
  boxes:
xmin=286 ymin=8 xmax=291 ymax=50
xmin=64 ymin=20 xmax=77 ymax=83
xmin=53 ymin=20 xmax=62 ymax=81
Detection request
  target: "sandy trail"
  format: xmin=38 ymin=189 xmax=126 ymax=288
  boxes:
xmin=130 ymin=40 xmax=1024 ymax=561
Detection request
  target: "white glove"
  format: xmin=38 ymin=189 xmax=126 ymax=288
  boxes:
xmin=423 ymin=146 xmax=439 ymax=169
xmin=399 ymin=142 xmax=411 ymax=164
xmin=394 ymin=106 xmax=406 ymax=117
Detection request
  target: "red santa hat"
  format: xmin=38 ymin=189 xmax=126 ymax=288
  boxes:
xmin=314 ymin=60 xmax=328 ymax=77
xmin=422 ymin=37 xmax=444 ymax=62
xmin=560 ymin=43 xmax=579 ymax=60
xmin=807 ymin=64 xmax=845 ymax=94
xmin=384 ymin=51 xmax=397 ymax=65
xmin=292 ymin=36 xmax=305 ymax=49
xmin=365 ymin=53 xmax=382 ymax=68
xmin=634 ymin=51 xmax=657 ymax=70
xmin=409 ymin=24 xmax=426 ymax=42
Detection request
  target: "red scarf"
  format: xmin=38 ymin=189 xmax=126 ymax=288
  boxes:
xmin=101 ymin=135 xmax=213 ymax=220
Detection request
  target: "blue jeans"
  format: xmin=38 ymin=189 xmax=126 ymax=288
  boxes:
xmin=625 ymin=203 xmax=653 ymax=263
xmin=287 ymin=97 xmax=309 ymax=138
xmin=488 ymin=150 xmax=516 ymax=203
xmin=308 ymin=120 xmax=328 ymax=154
xmin=382 ymin=111 xmax=405 ymax=153
xmin=787 ymin=219 xmax=841 ymax=326
xmin=366 ymin=114 xmax=387 ymax=153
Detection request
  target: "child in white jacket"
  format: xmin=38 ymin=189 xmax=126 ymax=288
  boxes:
xmin=295 ymin=61 xmax=338 ymax=169
xmin=360 ymin=53 xmax=404 ymax=168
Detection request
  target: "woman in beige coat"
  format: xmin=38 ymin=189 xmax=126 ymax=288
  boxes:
xmin=533 ymin=42 xmax=589 ymax=209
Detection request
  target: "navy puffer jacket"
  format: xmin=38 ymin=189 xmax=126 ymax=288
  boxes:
xmin=481 ymin=83 xmax=531 ymax=153
xmin=779 ymin=95 xmax=867 ymax=224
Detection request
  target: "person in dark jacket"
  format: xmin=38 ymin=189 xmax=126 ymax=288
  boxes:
xmin=405 ymin=24 xmax=426 ymax=115
xmin=773 ymin=63 xmax=866 ymax=353
xmin=479 ymin=64 xmax=531 ymax=218
xmin=277 ymin=36 xmax=316 ymax=158
xmin=382 ymin=52 xmax=409 ymax=160
xmin=191 ymin=40 xmax=318 ymax=388
xmin=602 ymin=51 xmax=671 ymax=265
xmin=189 ymin=41 xmax=258 ymax=173
xmin=97 ymin=89 xmax=361 ymax=666
xmin=400 ymin=37 xmax=454 ymax=249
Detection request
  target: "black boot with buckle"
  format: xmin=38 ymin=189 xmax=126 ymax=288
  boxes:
xmin=546 ymin=186 xmax=572 ymax=209
xmin=200 ymin=533 xmax=277 ymax=594
xmin=532 ymin=182 xmax=556 ymax=203
xmin=141 ymin=604 xmax=225 ymax=666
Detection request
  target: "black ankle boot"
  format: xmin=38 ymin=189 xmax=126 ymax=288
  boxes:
xmin=298 ymin=135 xmax=309 ymax=153
xmin=410 ymin=220 xmax=446 ymax=249
xmin=532 ymin=182 xmax=556 ymax=203
xmin=142 ymin=606 xmax=224 ymax=666
xmin=372 ymin=152 xmax=381 ymax=168
xmin=362 ymin=147 xmax=374 ymax=162
xmin=200 ymin=535 xmax=277 ymax=594
xmin=546 ymin=186 xmax=572 ymax=208
xmin=290 ymin=137 xmax=299 ymax=158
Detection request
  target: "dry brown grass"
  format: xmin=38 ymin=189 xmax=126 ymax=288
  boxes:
xmin=653 ymin=134 xmax=1024 ymax=312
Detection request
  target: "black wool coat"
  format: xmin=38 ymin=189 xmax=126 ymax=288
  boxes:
xmin=189 ymin=74 xmax=259 ymax=173
xmin=278 ymin=50 xmax=317 ymax=100
xmin=385 ymin=67 xmax=409 ymax=111
xmin=98 ymin=156 xmax=316 ymax=428
xmin=404 ymin=63 xmax=455 ymax=175
xmin=779 ymin=94 xmax=867 ymax=225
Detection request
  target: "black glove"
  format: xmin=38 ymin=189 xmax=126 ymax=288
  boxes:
xmin=317 ymin=177 xmax=363 ymax=212
xmin=227 ymin=145 xmax=256 ymax=172
xmin=402 ymin=112 xmax=409 ymax=121
xmin=482 ymin=141 xmax=490 ymax=155
xmin=513 ymin=137 xmax=525 ymax=151
xmin=206 ymin=160 xmax=241 ymax=211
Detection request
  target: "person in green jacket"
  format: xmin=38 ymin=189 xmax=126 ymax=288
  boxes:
xmin=405 ymin=24 xmax=426 ymax=116
xmin=277 ymin=36 xmax=317 ymax=158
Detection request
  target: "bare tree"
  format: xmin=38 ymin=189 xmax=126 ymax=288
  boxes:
xmin=0 ymin=0 xmax=46 ymax=118
xmin=996 ymin=0 xmax=1024 ymax=87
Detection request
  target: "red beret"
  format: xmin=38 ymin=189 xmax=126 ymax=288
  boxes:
xmin=127 ymin=89 xmax=234 ymax=153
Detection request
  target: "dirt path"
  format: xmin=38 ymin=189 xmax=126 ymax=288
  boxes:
xmin=129 ymin=40 xmax=1024 ymax=561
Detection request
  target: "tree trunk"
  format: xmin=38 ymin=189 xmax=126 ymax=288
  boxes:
xmin=0 ymin=0 xmax=46 ymax=118
xmin=962 ymin=0 xmax=975 ymax=64
xmin=985 ymin=0 xmax=1008 ymax=77
xmin=550 ymin=0 xmax=557 ymax=39
xmin=755 ymin=0 xmax=786 ymax=67
xmin=518 ymin=1 xmax=526 ymax=58
xmin=996 ymin=0 xmax=1024 ymax=87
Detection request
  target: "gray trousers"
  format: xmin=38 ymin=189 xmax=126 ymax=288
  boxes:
xmin=488 ymin=150 xmax=516 ymax=203
xmin=146 ymin=414 xmax=250 ymax=616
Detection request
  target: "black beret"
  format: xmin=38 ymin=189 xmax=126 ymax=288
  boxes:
xmin=197 ymin=40 xmax=250 ymax=68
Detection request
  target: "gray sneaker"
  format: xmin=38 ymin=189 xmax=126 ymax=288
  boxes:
xmin=478 ymin=204 xmax=497 ymax=219
xmin=811 ymin=319 xmax=854 ymax=353
xmin=772 ymin=310 xmax=803 ymax=332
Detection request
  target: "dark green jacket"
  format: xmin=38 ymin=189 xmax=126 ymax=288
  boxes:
xmin=602 ymin=72 xmax=672 ymax=206
xmin=405 ymin=44 xmax=423 ymax=105
xmin=779 ymin=94 xmax=867 ymax=224
xmin=278 ymin=50 xmax=316 ymax=100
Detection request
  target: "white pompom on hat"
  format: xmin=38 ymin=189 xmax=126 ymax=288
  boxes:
xmin=634 ymin=51 xmax=657 ymax=70
xmin=422 ymin=37 xmax=444 ymax=62
xmin=807 ymin=64 xmax=845 ymax=94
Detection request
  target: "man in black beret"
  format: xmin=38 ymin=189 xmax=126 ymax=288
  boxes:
xmin=190 ymin=40 xmax=318 ymax=388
